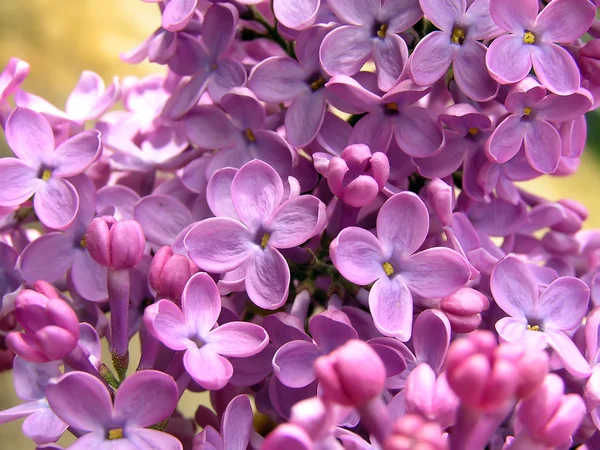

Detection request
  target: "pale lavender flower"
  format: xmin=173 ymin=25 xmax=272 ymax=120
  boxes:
xmin=0 ymin=57 xmax=29 ymax=125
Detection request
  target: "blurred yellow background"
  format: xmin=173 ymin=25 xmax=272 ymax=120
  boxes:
xmin=1 ymin=0 xmax=600 ymax=448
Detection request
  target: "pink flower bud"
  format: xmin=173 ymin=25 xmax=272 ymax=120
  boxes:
xmin=439 ymin=288 xmax=489 ymax=333
xmin=550 ymin=199 xmax=587 ymax=234
xmin=427 ymin=178 xmax=454 ymax=228
xmin=517 ymin=374 xmax=586 ymax=447
xmin=314 ymin=339 xmax=386 ymax=407
xmin=326 ymin=144 xmax=390 ymax=208
xmin=578 ymin=39 xmax=600 ymax=85
xmin=86 ymin=217 xmax=145 ymax=270
xmin=6 ymin=289 xmax=80 ymax=362
xmin=384 ymin=414 xmax=446 ymax=450
xmin=149 ymin=246 xmax=198 ymax=301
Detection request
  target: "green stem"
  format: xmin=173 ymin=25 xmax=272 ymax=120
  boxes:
xmin=247 ymin=6 xmax=295 ymax=58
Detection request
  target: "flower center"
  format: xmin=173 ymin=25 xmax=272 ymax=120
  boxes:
xmin=310 ymin=76 xmax=326 ymax=91
xmin=523 ymin=31 xmax=536 ymax=45
xmin=377 ymin=23 xmax=388 ymax=39
xmin=386 ymin=103 xmax=399 ymax=112
xmin=245 ymin=128 xmax=256 ymax=142
xmin=108 ymin=428 xmax=124 ymax=440
xmin=523 ymin=107 xmax=532 ymax=116
xmin=451 ymin=26 xmax=466 ymax=45
xmin=382 ymin=261 xmax=394 ymax=276
xmin=468 ymin=127 xmax=479 ymax=136
xmin=261 ymin=232 xmax=271 ymax=248
xmin=41 ymin=169 xmax=52 ymax=181
xmin=527 ymin=324 xmax=540 ymax=332
xmin=80 ymin=237 xmax=87 ymax=248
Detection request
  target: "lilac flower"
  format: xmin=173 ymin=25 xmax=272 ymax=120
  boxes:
xmin=330 ymin=192 xmax=470 ymax=340
xmin=0 ymin=108 xmax=102 ymax=230
xmin=0 ymin=241 xmax=21 ymax=314
xmin=0 ymin=357 xmax=67 ymax=445
xmin=144 ymin=272 xmax=269 ymax=390
xmin=45 ymin=370 xmax=182 ymax=449
xmin=486 ymin=0 xmax=596 ymax=95
xmin=490 ymin=256 xmax=591 ymax=378
xmin=319 ymin=0 xmax=423 ymax=91
xmin=161 ymin=0 xmax=199 ymax=32
xmin=486 ymin=78 xmax=592 ymax=173
xmin=0 ymin=57 xmax=29 ymax=124
xmin=408 ymin=0 xmax=502 ymax=101
xmin=185 ymin=160 xmax=326 ymax=309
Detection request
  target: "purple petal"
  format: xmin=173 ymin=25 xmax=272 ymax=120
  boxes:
xmin=377 ymin=192 xmax=429 ymax=258
xmin=222 ymin=395 xmax=253 ymax=450
xmin=96 ymin=185 xmax=140 ymax=221
xmin=531 ymin=44 xmax=580 ymax=95
xmin=252 ymin=131 xmax=294 ymax=177
xmin=203 ymin=3 xmax=237 ymax=58
xmin=181 ymin=273 xmax=221 ymax=338
xmin=245 ymin=247 xmax=290 ymax=310
xmin=545 ymin=329 xmax=592 ymax=378
xmin=34 ymin=178 xmax=79 ymax=230
xmin=23 ymin=407 xmax=67 ymax=445
xmin=0 ymin=401 xmax=42 ymax=425
xmin=208 ymin=59 xmax=247 ymax=103
xmin=13 ymin=357 xmax=61 ymax=401
xmin=144 ymin=300 xmax=190 ymax=351
xmin=127 ymin=428 xmax=183 ymax=450
xmin=18 ymin=232 xmax=74 ymax=283
xmin=419 ymin=0 xmax=465 ymax=30
xmin=325 ymin=75 xmax=382 ymax=113
xmin=273 ymin=0 xmax=320 ymax=30
xmin=490 ymin=256 xmax=537 ymax=318
xmin=162 ymin=0 xmax=198 ymax=32
xmin=320 ymin=26 xmax=372 ymax=77
xmin=0 ymin=157 xmax=37 ymax=206
xmin=400 ymin=248 xmax=470 ymax=298
xmin=5 ymin=107 xmax=54 ymax=166
xmin=184 ymin=346 xmax=233 ymax=390
xmin=382 ymin=0 xmax=423 ymax=32
xmin=65 ymin=71 xmax=119 ymax=121
xmin=408 ymin=31 xmax=455 ymax=86
xmin=231 ymin=160 xmax=283 ymax=230
xmin=262 ymin=424 xmax=312 ymax=450
xmin=134 ymin=195 xmax=191 ymax=246
xmin=221 ymin=88 xmax=266 ymax=131
xmin=161 ymin=72 xmax=211 ymax=119
xmin=414 ymin=133 xmax=468 ymax=178
xmin=489 ymin=0 xmax=537 ymax=31
xmin=309 ymin=310 xmax=358 ymax=354
xmin=486 ymin=35 xmax=532 ymax=84
xmin=523 ymin=119 xmax=561 ymax=173
xmin=266 ymin=196 xmax=325 ymax=248
xmin=534 ymin=0 xmax=595 ymax=43
xmin=412 ymin=309 xmax=451 ymax=371
xmin=485 ymin=114 xmax=527 ymax=164
xmin=285 ymin=90 xmax=327 ymax=147
xmin=463 ymin=0 xmax=503 ymax=40
xmin=248 ymin=57 xmax=307 ymax=103
xmin=330 ymin=227 xmax=387 ymax=285
xmin=538 ymin=277 xmax=589 ymax=331
xmin=71 ymin=251 xmax=108 ymax=302
xmin=454 ymin=41 xmax=499 ymax=102
xmin=394 ymin=107 xmax=443 ymax=157
xmin=206 ymin=167 xmax=239 ymax=219
xmin=52 ymin=130 xmax=102 ymax=177
xmin=0 ymin=58 xmax=30 ymax=103
xmin=185 ymin=218 xmax=253 ymax=273
xmin=207 ymin=322 xmax=269 ymax=357
xmin=373 ymin=33 xmax=409 ymax=92
xmin=536 ymin=91 xmax=592 ymax=123
xmin=273 ymin=340 xmax=321 ymax=388
xmin=369 ymin=277 xmax=413 ymax=341
xmin=327 ymin=0 xmax=378 ymax=25
xmin=184 ymin=105 xmax=237 ymax=149
xmin=496 ymin=317 xmax=547 ymax=349
xmin=349 ymin=111 xmax=393 ymax=151
xmin=45 ymin=371 xmax=113 ymax=432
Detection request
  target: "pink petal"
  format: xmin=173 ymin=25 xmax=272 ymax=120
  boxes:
xmin=52 ymin=130 xmax=102 ymax=177
xmin=71 ymin=250 xmax=108 ymax=302
xmin=206 ymin=167 xmax=239 ymax=219
xmin=134 ymin=195 xmax=191 ymax=246
xmin=184 ymin=105 xmax=237 ymax=149
xmin=266 ymin=196 xmax=326 ymax=248
xmin=523 ymin=119 xmax=561 ymax=174
xmin=128 ymin=428 xmax=183 ymax=450
xmin=531 ymin=43 xmax=580 ymax=95
xmin=222 ymin=395 xmax=253 ymax=450
xmin=486 ymin=35 xmax=532 ymax=84
xmin=545 ymin=329 xmax=592 ymax=378
xmin=369 ymin=276 xmax=413 ymax=341
xmin=349 ymin=111 xmax=393 ymax=151
xmin=534 ymin=0 xmax=595 ymax=43
xmin=144 ymin=300 xmax=190 ymax=351
xmin=184 ymin=346 xmax=233 ymax=390
xmin=273 ymin=0 xmax=320 ymax=30
xmin=400 ymin=248 xmax=470 ymax=298
xmin=537 ymin=277 xmax=589 ymax=331
xmin=326 ymin=0 xmax=378 ymax=26
xmin=0 ymin=58 xmax=30 ymax=103
xmin=161 ymin=72 xmax=211 ymax=119
xmin=0 ymin=157 xmax=38 ymax=206
xmin=463 ymin=0 xmax=503 ymax=40
xmin=273 ymin=340 xmax=321 ymax=388
xmin=221 ymin=88 xmax=266 ymax=131
xmin=454 ymin=40 xmax=499 ymax=102
xmin=114 ymin=370 xmax=178 ymax=428
xmin=419 ymin=0 xmax=465 ymax=30
xmin=5 ymin=107 xmax=54 ymax=166
xmin=285 ymin=90 xmax=327 ymax=147
xmin=207 ymin=322 xmax=269 ymax=357
xmin=320 ymin=26 xmax=372 ymax=77
xmin=19 ymin=232 xmax=74 ymax=283
xmin=382 ymin=0 xmax=423 ymax=33
xmin=495 ymin=317 xmax=547 ymax=349
xmin=252 ymin=130 xmax=294 ymax=177
xmin=162 ymin=0 xmax=198 ymax=32
xmin=34 ymin=178 xmax=79 ymax=230
xmin=373 ymin=33 xmax=409 ymax=92
xmin=408 ymin=31 xmax=455 ymax=86
xmin=182 ymin=273 xmax=221 ymax=337
xmin=325 ymin=75 xmax=382 ymax=113
xmin=412 ymin=309 xmax=451 ymax=372
xmin=248 ymin=57 xmax=308 ymax=103
xmin=185 ymin=217 xmax=253 ymax=273
xmin=490 ymin=256 xmax=537 ymax=319
xmin=485 ymin=114 xmax=527 ymax=164
xmin=23 ymin=407 xmax=67 ymax=445
xmin=245 ymin=247 xmax=290 ymax=310
xmin=489 ymin=0 xmax=537 ymax=31
xmin=231 ymin=160 xmax=283 ymax=230
xmin=377 ymin=192 xmax=429 ymax=259
xmin=394 ymin=107 xmax=443 ymax=157
xmin=208 ymin=59 xmax=247 ymax=103
xmin=203 ymin=3 xmax=237 ymax=59
xmin=536 ymin=91 xmax=592 ymax=123
xmin=330 ymin=227 xmax=388 ymax=285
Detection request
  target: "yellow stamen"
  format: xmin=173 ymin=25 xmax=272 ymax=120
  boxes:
xmin=80 ymin=237 xmax=87 ymax=248
xmin=377 ymin=24 xmax=388 ymax=39
xmin=523 ymin=107 xmax=532 ymax=116
xmin=386 ymin=103 xmax=399 ymax=112
xmin=310 ymin=77 xmax=326 ymax=91
xmin=108 ymin=428 xmax=124 ymax=440
xmin=523 ymin=31 xmax=535 ymax=45
xmin=451 ymin=27 xmax=466 ymax=45
xmin=41 ymin=169 xmax=52 ymax=181
xmin=382 ymin=262 xmax=394 ymax=276
xmin=211 ymin=63 xmax=218 ymax=70
xmin=527 ymin=324 xmax=540 ymax=332
xmin=468 ymin=127 xmax=479 ymax=136
xmin=261 ymin=233 xmax=271 ymax=248
xmin=245 ymin=128 xmax=256 ymax=142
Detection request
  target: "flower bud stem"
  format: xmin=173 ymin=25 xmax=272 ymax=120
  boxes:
xmin=107 ymin=268 xmax=130 ymax=364
xmin=357 ymin=397 xmax=392 ymax=445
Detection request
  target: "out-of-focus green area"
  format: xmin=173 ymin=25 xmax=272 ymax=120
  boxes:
xmin=1 ymin=1 xmax=600 ymax=447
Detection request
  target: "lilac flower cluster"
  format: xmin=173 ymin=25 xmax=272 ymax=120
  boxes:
xmin=2 ymin=0 xmax=600 ymax=448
